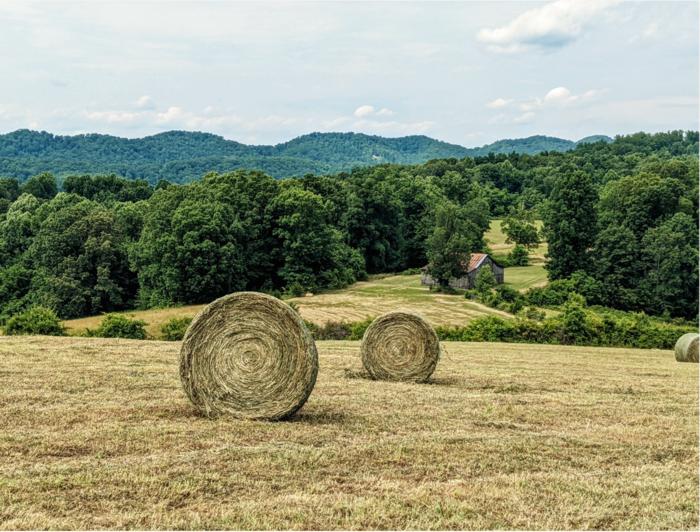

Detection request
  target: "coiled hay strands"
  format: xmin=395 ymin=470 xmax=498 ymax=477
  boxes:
xmin=674 ymin=332 xmax=699 ymax=363
xmin=180 ymin=292 xmax=318 ymax=419
xmin=361 ymin=311 xmax=440 ymax=382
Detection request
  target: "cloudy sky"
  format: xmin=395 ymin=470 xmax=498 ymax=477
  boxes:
xmin=0 ymin=0 xmax=697 ymax=146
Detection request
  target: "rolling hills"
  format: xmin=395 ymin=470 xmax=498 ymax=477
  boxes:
xmin=0 ymin=129 xmax=611 ymax=183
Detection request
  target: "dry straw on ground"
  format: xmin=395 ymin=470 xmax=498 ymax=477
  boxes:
xmin=361 ymin=311 xmax=440 ymax=382
xmin=179 ymin=291 xmax=318 ymax=419
xmin=674 ymin=332 xmax=699 ymax=363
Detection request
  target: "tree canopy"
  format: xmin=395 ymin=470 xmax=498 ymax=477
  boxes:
xmin=0 ymin=130 xmax=697 ymax=321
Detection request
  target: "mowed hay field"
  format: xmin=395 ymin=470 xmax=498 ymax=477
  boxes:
xmin=287 ymin=274 xmax=511 ymax=326
xmin=485 ymin=219 xmax=548 ymax=291
xmin=0 ymin=336 xmax=697 ymax=530
xmin=63 ymin=274 xmax=512 ymax=335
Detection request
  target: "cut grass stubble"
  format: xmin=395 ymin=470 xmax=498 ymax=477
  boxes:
xmin=0 ymin=336 xmax=697 ymax=530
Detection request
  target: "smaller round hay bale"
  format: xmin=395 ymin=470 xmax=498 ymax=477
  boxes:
xmin=674 ymin=333 xmax=699 ymax=363
xmin=180 ymin=292 xmax=318 ymax=419
xmin=361 ymin=311 xmax=440 ymax=382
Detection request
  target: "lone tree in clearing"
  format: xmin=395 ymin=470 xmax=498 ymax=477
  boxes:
xmin=502 ymin=206 xmax=540 ymax=249
xmin=426 ymin=202 xmax=476 ymax=287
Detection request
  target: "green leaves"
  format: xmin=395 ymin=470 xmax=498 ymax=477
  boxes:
xmin=543 ymin=165 xmax=598 ymax=280
xmin=426 ymin=201 xmax=479 ymax=286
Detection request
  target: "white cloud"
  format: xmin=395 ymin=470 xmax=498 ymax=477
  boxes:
xmin=476 ymin=0 xmax=620 ymax=53
xmin=353 ymin=105 xmax=395 ymax=118
xmin=519 ymin=100 xmax=541 ymax=112
xmin=486 ymin=98 xmax=513 ymax=109
xmin=155 ymin=106 xmax=186 ymax=124
xmin=135 ymin=95 xmax=155 ymax=110
xmin=518 ymin=86 xmax=604 ymax=112
xmin=487 ymin=86 xmax=606 ymax=125
xmin=84 ymin=110 xmax=142 ymax=124
xmin=513 ymin=112 xmax=536 ymax=124
xmin=354 ymin=105 xmax=375 ymax=118
xmin=544 ymin=86 xmax=572 ymax=103
xmin=544 ymin=86 xmax=605 ymax=105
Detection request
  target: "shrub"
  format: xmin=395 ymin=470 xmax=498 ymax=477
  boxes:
xmin=348 ymin=317 xmax=374 ymax=340
xmin=284 ymin=282 xmax=306 ymax=298
xmin=491 ymin=254 xmax=512 ymax=267
xmin=525 ymin=271 xmax=603 ymax=307
xmin=160 ymin=316 xmax=192 ymax=341
xmin=90 ymin=314 xmax=147 ymax=339
xmin=4 ymin=306 xmax=64 ymax=336
xmin=525 ymin=278 xmax=575 ymax=306
xmin=522 ymin=306 xmax=546 ymax=321
xmin=312 ymin=321 xmax=351 ymax=340
xmin=509 ymin=244 xmax=530 ymax=266
xmin=558 ymin=293 xmax=589 ymax=344
xmin=475 ymin=267 xmax=497 ymax=295
xmin=433 ymin=306 xmax=692 ymax=349
xmin=474 ymin=283 xmax=527 ymax=314
xmin=300 ymin=310 xmax=693 ymax=349
xmin=304 ymin=317 xmax=373 ymax=341
xmin=431 ymin=284 xmax=458 ymax=294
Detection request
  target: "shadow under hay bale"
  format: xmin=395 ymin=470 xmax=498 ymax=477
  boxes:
xmin=179 ymin=292 xmax=318 ymax=420
xmin=343 ymin=368 xmax=373 ymax=380
xmin=360 ymin=311 xmax=441 ymax=382
xmin=289 ymin=409 xmax=352 ymax=425
xmin=674 ymin=333 xmax=699 ymax=363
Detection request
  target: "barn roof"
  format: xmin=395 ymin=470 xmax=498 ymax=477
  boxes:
xmin=466 ymin=253 xmax=488 ymax=272
xmin=422 ymin=252 xmax=501 ymax=274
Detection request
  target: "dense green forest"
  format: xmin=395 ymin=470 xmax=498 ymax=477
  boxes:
xmin=0 ymin=130 xmax=697 ymax=324
xmin=0 ymin=130 xmax=611 ymax=183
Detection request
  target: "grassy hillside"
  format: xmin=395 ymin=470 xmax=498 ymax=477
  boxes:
xmin=63 ymin=274 xmax=512 ymax=336
xmin=485 ymin=219 xmax=548 ymax=261
xmin=485 ymin=218 xmax=549 ymax=290
xmin=0 ymin=336 xmax=696 ymax=529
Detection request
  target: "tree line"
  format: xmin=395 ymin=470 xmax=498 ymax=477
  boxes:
xmin=0 ymin=130 xmax=697 ymax=322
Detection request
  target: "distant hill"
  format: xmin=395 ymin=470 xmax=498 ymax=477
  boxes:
xmin=467 ymin=135 xmax=576 ymax=156
xmin=0 ymin=129 xmax=606 ymax=183
xmin=576 ymin=134 xmax=614 ymax=145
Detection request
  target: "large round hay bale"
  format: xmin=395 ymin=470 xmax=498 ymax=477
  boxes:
xmin=180 ymin=292 xmax=318 ymax=419
xmin=361 ymin=311 xmax=440 ymax=382
xmin=674 ymin=333 xmax=699 ymax=363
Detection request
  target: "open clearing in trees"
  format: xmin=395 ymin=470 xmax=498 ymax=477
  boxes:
xmin=0 ymin=336 xmax=697 ymax=529
xmin=63 ymin=274 xmax=513 ymax=335
xmin=62 ymin=219 xmax=548 ymax=336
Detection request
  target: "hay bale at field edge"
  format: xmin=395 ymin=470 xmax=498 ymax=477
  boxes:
xmin=674 ymin=333 xmax=699 ymax=363
xmin=361 ymin=311 xmax=440 ymax=382
xmin=179 ymin=292 xmax=318 ymax=419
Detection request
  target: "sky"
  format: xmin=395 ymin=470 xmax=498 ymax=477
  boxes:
xmin=0 ymin=0 xmax=697 ymax=147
